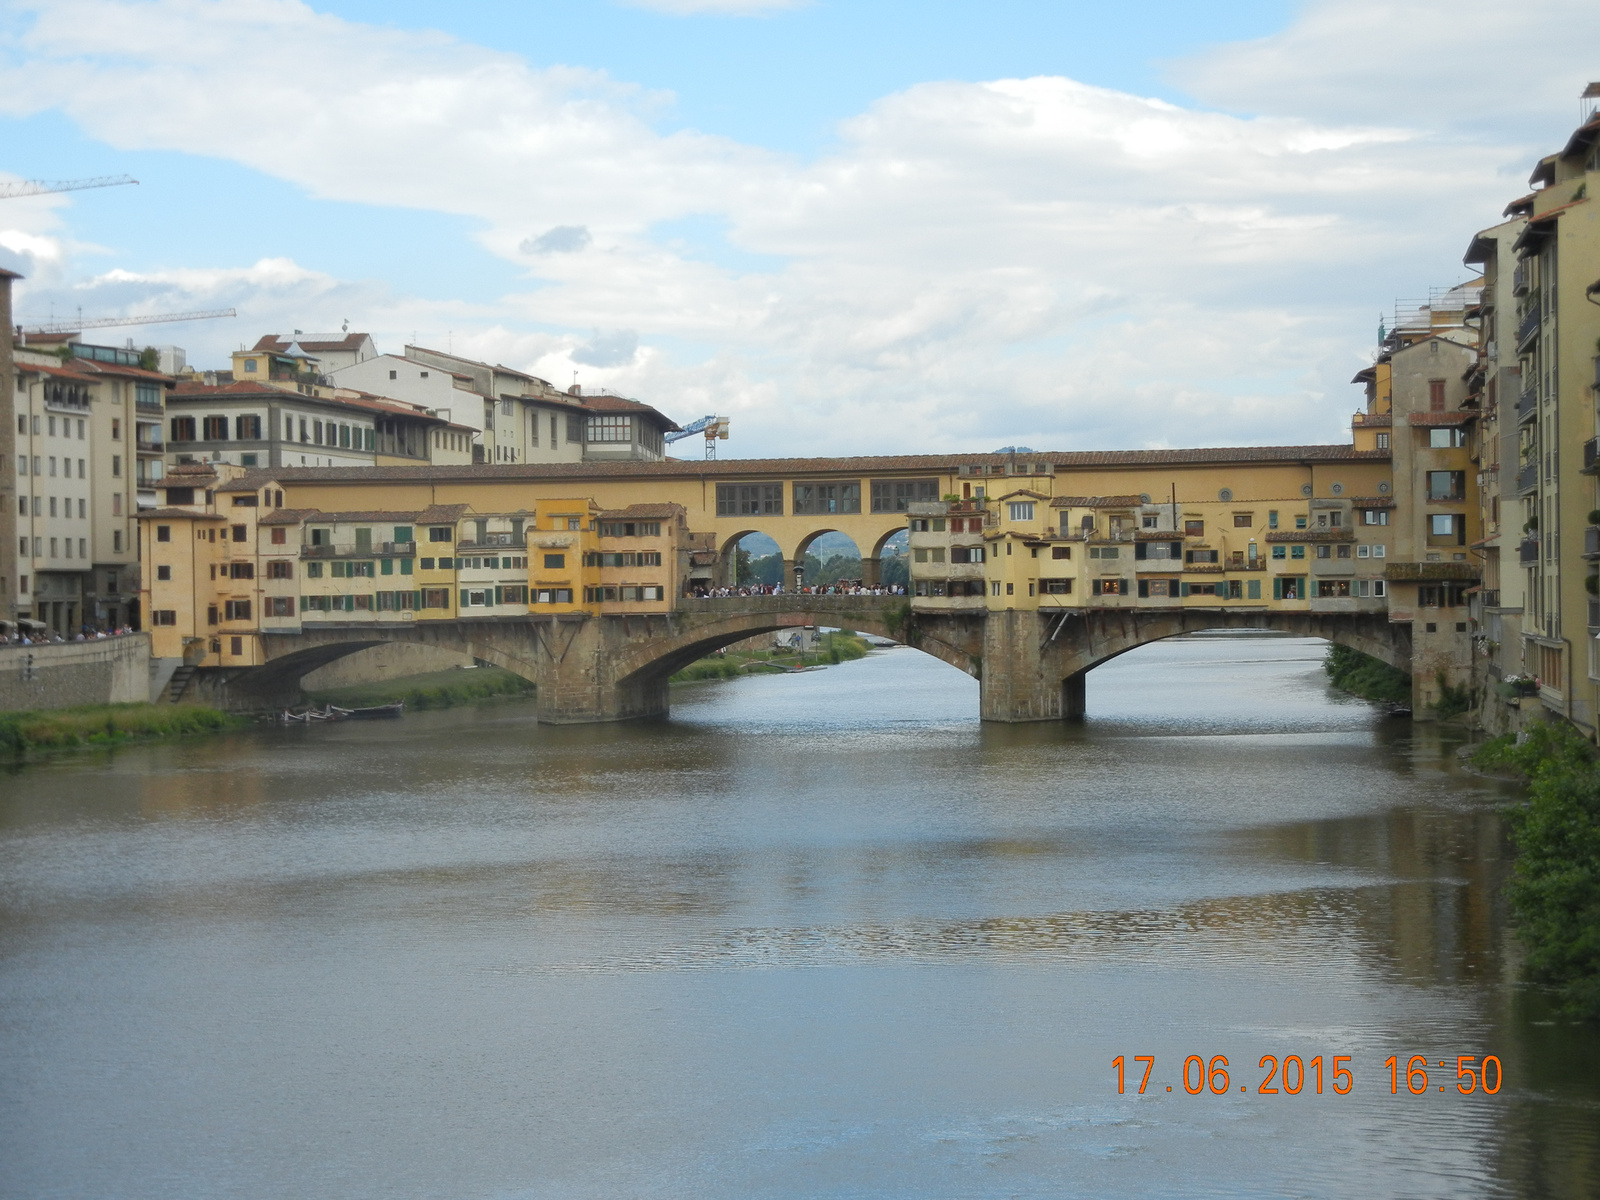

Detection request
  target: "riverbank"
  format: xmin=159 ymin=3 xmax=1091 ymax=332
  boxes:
xmin=1323 ymin=643 xmax=1412 ymax=705
xmin=0 ymin=703 xmax=245 ymax=757
xmin=671 ymin=631 xmax=872 ymax=683
xmin=303 ymin=665 xmax=535 ymax=710
xmin=1472 ymin=723 xmax=1600 ymax=1019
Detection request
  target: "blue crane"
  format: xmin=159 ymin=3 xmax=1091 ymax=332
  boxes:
xmin=666 ymin=415 xmax=730 ymax=459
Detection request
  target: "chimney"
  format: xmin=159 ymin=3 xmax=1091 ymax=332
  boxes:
xmin=568 ymin=383 xmax=582 ymax=397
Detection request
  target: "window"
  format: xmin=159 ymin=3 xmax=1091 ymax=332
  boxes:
xmin=716 ymin=483 xmax=784 ymax=516
xmin=202 ymin=416 xmax=228 ymax=440
xmin=266 ymin=597 xmax=295 ymax=617
xmin=599 ymin=521 xmax=662 ymax=538
xmin=306 ymin=561 xmax=323 ymax=578
xmin=1136 ymin=541 xmax=1180 ymax=560
xmin=1428 ymin=379 xmax=1446 ymax=411
xmin=170 ymin=416 xmax=196 ymax=442
xmin=1429 ymin=427 xmax=1466 ymax=448
xmin=1051 ymin=546 xmax=1071 ymax=560
xmin=155 ymin=565 xmax=172 ymax=581
xmin=950 ymin=546 xmax=985 ymax=563
xmin=869 ymin=479 xmax=939 ymax=513
xmin=1291 ymin=545 xmax=1306 ymax=559
xmin=543 ymin=553 xmax=565 ymax=569
xmin=1092 ymin=578 xmax=1125 ymax=595
xmin=236 ymin=415 xmax=262 ymax=440
xmin=1271 ymin=545 xmax=1286 ymax=559
xmin=1185 ymin=549 xmax=1219 ymax=564
xmin=1233 ymin=513 xmax=1253 ymax=527
xmin=1362 ymin=509 xmax=1389 ymax=525
xmin=1274 ymin=577 xmax=1303 ymax=601
xmin=1088 ymin=546 xmax=1120 ymax=559
xmin=422 ymin=588 xmax=451 ymax=609
xmin=1429 ymin=514 xmax=1466 ymax=544
xmin=389 ymin=369 xmax=397 ymax=380
xmin=232 ymin=494 xmax=259 ymax=508
xmin=566 ymin=414 xmax=584 ymax=443
xmin=1371 ymin=544 xmax=1386 ymax=558
xmin=228 ymin=562 xmax=255 ymax=579
xmin=1294 ymin=515 xmax=1307 ymax=530
xmin=1008 ymin=501 xmax=1036 ymax=521
xmin=1040 ymin=579 xmax=1072 ymax=594
xmin=223 ymin=600 xmax=252 ymax=621
xmin=1139 ymin=579 xmax=1176 ymax=598
xmin=1184 ymin=520 xmax=1204 ymax=536
xmin=792 ymin=482 xmax=862 ymax=515
xmin=1376 ymin=432 xmax=1390 ymax=449
xmin=231 ymin=524 xmax=247 ymax=542
xmin=156 ymin=524 xmax=171 ymax=543
xmin=267 ymin=561 xmax=294 ymax=579
xmin=1427 ymin=471 xmax=1464 ymax=501
xmin=1142 ymin=514 xmax=1159 ymax=529
xmin=586 ymin=414 xmax=632 ymax=442
xmin=152 ymin=610 xmax=177 ymax=626
xmin=1316 ymin=545 xmax=1331 ymax=559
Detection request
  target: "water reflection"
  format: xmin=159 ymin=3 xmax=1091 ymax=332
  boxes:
xmin=0 ymin=635 xmax=1595 ymax=1200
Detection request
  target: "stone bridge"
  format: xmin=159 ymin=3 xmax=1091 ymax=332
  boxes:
xmin=210 ymin=597 xmax=1412 ymax=723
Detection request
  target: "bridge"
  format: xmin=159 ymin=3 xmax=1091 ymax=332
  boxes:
xmin=210 ymin=597 xmax=1411 ymax=722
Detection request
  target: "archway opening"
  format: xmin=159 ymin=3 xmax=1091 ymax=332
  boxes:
xmin=796 ymin=530 xmax=864 ymax=587
xmin=724 ymin=532 xmax=782 ymax=587
xmin=877 ymin=529 xmax=909 ymax=589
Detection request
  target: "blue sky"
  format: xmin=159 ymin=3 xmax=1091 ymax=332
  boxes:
xmin=0 ymin=0 xmax=1594 ymax=457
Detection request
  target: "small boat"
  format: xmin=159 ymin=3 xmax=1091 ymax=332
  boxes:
xmin=327 ymin=702 xmax=405 ymax=720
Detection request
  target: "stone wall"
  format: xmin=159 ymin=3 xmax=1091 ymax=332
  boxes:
xmin=0 ymin=633 xmax=152 ymax=711
xmin=298 ymin=642 xmax=475 ymax=691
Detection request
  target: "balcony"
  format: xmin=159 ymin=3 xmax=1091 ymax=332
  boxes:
xmin=1586 ymin=438 xmax=1600 ymax=474
xmin=458 ymin=533 xmax=520 ymax=549
xmin=301 ymin=543 xmax=413 ymax=559
xmin=1516 ymin=462 xmax=1539 ymax=494
xmin=1585 ymin=526 xmax=1600 ymax=559
xmin=1516 ymin=387 xmax=1538 ymax=422
xmin=380 ymin=541 xmax=416 ymax=555
xmin=1480 ymin=589 xmax=1500 ymax=608
xmin=1512 ymin=261 xmax=1529 ymax=295
xmin=136 ymin=396 xmax=164 ymax=414
xmin=1591 ymin=599 xmax=1600 ymax=630
xmin=135 ymin=438 xmax=163 ymax=453
xmin=1516 ymin=301 xmax=1541 ymax=350
xmin=1518 ymin=537 xmax=1540 ymax=565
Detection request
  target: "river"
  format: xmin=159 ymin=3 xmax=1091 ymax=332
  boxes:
xmin=1 ymin=635 xmax=1597 ymax=1199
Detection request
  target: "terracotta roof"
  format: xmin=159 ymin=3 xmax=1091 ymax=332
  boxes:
xmin=212 ymin=445 xmax=1386 ymax=492
xmin=1385 ymin=561 xmax=1479 ymax=582
xmin=1352 ymin=413 xmax=1391 ymax=426
xmin=254 ymin=508 xmax=319 ymax=526
xmin=1407 ymin=411 xmax=1474 ymax=426
xmin=71 ymin=359 xmax=173 ymax=383
xmin=992 ymin=488 xmax=1052 ymax=503
xmin=166 ymin=463 xmax=220 ymax=479
xmin=417 ymin=504 xmax=470 ymax=524
xmin=1503 ymin=192 xmax=1537 ymax=218
xmin=302 ymin=510 xmax=443 ymax=524
xmin=215 ymin=477 xmax=273 ymax=492
xmin=577 ymin=392 xmax=681 ymax=431
xmin=15 ymin=361 xmax=97 ymax=382
xmin=1050 ymin=495 xmax=1146 ymax=509
xmin=253 ymin=333 xmax=372 ymax=354
xmin=0 ymin=266 xmax=22 ymax=280
xmin=1265 ymin=530 xmax=1356 ymax=542
xmin=597 ymin=503 xmax=686 ymax=520
xmin=171 ymin=380 xmax=440 ymax=421
xmin=1346 ymin=496 xmax=1396 ymax=508
xmin=137 ymin=508 xmax=228 ymax=520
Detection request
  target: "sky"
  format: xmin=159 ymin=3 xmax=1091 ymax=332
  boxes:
xmin=0 ymin=0 xmax=1597 ymax=459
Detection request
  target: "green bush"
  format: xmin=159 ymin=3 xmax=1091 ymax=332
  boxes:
xmin=306 ymin=666 xmax=535 ymax=710
xmin=0 ymin=703 xmax=244 ymax=757
xmin=1324 ymin=644 xmax=1412 ymax=705
xmin=1476 ymin=721 xmax=1600 ymax=1019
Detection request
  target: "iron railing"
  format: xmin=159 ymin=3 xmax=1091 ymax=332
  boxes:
xmin=1517 ymin=462 xmax=1539 ymax=494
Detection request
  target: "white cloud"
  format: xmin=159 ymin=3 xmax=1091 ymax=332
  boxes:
xmin=0 ymin=0 xmax=1584 ymax=457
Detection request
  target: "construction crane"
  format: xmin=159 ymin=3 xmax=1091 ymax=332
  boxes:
xmin=18 ymin=308 xmax=237 ymax=336
xmin=666 ymin=414 xmax=730 ymax=460
xmin=0 ymin=174 xmax=139 ymax=200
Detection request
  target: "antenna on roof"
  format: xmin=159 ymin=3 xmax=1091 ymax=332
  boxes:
xmin=342 ymin=318 xmax=349 ymax=333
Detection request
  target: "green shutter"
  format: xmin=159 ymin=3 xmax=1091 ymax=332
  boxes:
xmin=394 ymin=526 xmax=412 ymax=544
xmin=1179 ymin=581 xmax=1189 ymax=597
xmin=1248 ymin=579 xmax=1260 ymax=600
xmin=494 ymin=586 xmax=503 ymax=605
xmin=1273 ymin=577 xmax=1282 ymax=600
xmin=400 ymin=558 xmax=413 ymax=576
xmin=460 ymin=590 xmax=469 ymax=608
xmin=381 ymin=558 xmax=393 ymax=576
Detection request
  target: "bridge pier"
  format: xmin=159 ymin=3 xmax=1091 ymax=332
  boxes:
xmin=978 ymin=609 xmax=1069 ymax=721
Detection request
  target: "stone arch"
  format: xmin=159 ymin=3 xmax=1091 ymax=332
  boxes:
xmin=610 ymin=600 xmax=977 ymax=696
xmin=1027 ymin=608 xmax=1411 ymax=720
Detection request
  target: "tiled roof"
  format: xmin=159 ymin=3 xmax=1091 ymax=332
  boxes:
xmin=257 ymin=508 xmax=322 ymax=526
xmin=993 ymin=488 xmax=1052 ymax=503
xmin=417 ymin=504 xmax=470 ymax=524
xmin=578 ymin=392 xmax=681 ymax=431
xmin=166 ymin=463 xmax=220 ymax=479
xmin=597 ymin=503 xmax=686 ymax=519
xmin=215 ymin=444 xmax=1385 ymax=490
xmin=172 ymin=380 xmax=440 ymax=422
xmin=301 ymin=510 xmax=436 ymax=524
xmin=1265 ymin=530 xmax=1357 ymax=542
xmin=1345 ymin=496 xmax=1396 ymax=508
xmin=253 ymin=333 xmax=372 ymax=354
xmin=71 ymin=359 xmax=173 ymax=383
xmin=1408 ymin=411 xmax=1474 ymax=426
xmin=1385 ymin=561 xmax=1480 ymax=582
xmin=1352 ymin=413 xmax=1391 ymax=426
xmin=15 ymin=361 xmax=97 ymax=381
xmin=1050 ymin=494 xmax=1146 ymax=508
xmin=137 ymin=508 xmax=227 ymax=520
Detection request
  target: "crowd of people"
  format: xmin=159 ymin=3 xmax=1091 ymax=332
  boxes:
xmin=687 ymin=582 xmax=907 ymax=599
xmin=0 ymin=625 xmax=137 ymax=646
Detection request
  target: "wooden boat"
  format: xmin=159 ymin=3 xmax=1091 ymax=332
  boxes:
xmin=327 ymin=702 xmax=405 ymax=720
